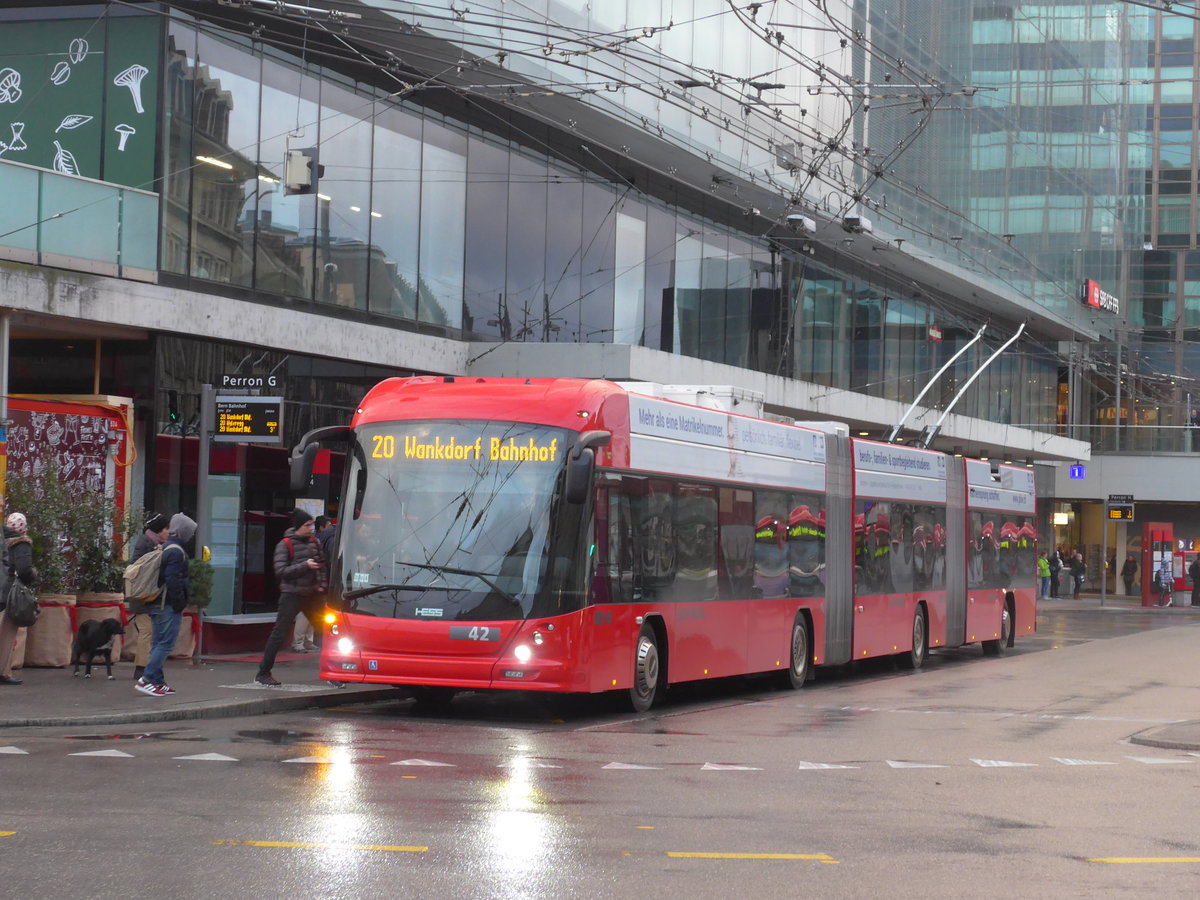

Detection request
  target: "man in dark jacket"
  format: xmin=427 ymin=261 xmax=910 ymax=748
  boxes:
xmin=0 ymin=511 xmax=38 ymax=685
xmin=128 ymin=513 xmax=170 ymax=680
xmin=256 ymin=509 xmax=326 ymax=686
xmin=135 ymin=513 xmax=194 ymax=697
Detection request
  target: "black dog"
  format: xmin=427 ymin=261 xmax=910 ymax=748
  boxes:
xmin=71 ymin=618 xmax=126 ymax=680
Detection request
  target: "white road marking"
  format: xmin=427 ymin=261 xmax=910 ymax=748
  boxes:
xmin=602 ymin=762 xmax=661 ymax=769
xmin=801 ymin=704 xmax=1183 ymax=725
xmin=282 ymin=756 xmax=329 ymax=763
xmin=0 ymin=746 xmax=28 ymax=755
xmin=701 ymin=762 xmax=763 ymax=771
xmin=498 ymin=760 xmax=562 ymax=768
xmin=1052 ymin=758 xmax=1117 ymax=766
xmin=971 ymin=759 xmax=1036 ymax=767
xmin=390 ymin=758 xmax=455 ymax=767
xmin=797 ymin=761 xmax=859 ymax=770
xmin=220 ymin=683 xmax=330 ymax=693
xmin=69 ymin=749 xmax=133 ymax=758
xmin=886 ymin=760 xmax=947 ymax=768
xmin=174 ymin=753 xmax=238 ymax=762
xmin=1127 ymin=756 xmax=1194 ymax=765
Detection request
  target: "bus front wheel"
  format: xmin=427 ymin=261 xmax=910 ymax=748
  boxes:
xmin=630 ymin=625 xmax=662 ymax=712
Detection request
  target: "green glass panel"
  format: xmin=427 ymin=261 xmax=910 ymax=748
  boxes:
xmin=0 ymin=161 xmax=39 ymax=252
xmin=119 ymin=190 xmax=159 ymax=270
xmin=40 ymin=173 xmax=118 ymax=262
xmin=101 ymin=15 xmax=160 ymax=191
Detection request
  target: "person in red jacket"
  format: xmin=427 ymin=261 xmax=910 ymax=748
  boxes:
xmin=256 ymin=510 xmax=326 ymax=686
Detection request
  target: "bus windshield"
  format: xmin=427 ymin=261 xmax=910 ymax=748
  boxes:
xmin=336 ymin=420 xmax=573 ymax=622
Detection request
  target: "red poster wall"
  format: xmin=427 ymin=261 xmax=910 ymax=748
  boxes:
xmin=6 ymin=396 xmax=130 ymax=515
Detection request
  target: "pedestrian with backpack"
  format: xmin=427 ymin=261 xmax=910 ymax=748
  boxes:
xmin=256 ymin=509 xmax=326 ymax=686
xmin=0 ymin=511 xmax=38 ymax=685
xmin=135 ymin=513 xmax=195 ymax=697
xmin=127 ymin=512 xmax=170 ymax=681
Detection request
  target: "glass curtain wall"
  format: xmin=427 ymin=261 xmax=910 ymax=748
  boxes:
xmin=157 ymin=12 xmax=1063 ymax=433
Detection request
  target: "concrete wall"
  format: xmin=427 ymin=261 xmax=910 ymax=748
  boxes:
xmin=0 ymin=261 xmax=467 ymax=375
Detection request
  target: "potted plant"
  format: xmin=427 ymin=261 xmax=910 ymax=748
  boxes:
xmin=188 ymin=556 xmax=215 ymax=611
xmin=6 ymin=453 xmax=76 ymax=599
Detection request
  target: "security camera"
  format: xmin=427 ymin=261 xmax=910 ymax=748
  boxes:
xmin=786 ymin=213 xmax=816 ymax=233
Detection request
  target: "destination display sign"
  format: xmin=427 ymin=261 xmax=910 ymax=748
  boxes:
xmin=369 ymin=433 xmax=561 ymax=462
xmin=214 ymin=396 xmax=283 ymax=444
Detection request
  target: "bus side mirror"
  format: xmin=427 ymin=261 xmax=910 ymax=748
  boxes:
xmin=565 ymin=430 xmax=611 ymax=505
xmin=565 ymin=448 xmax=595 ymax=505
xmin=291 ymin=442 xmax=319 ymax=494
xmin=289 ymin=425 xmax=354 ymax=494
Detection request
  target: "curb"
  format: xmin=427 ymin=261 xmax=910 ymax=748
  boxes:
xmin=0 ymin=687 xmax=399 ymax=729
xmin=1127 ymin=722 xmax=1200 ymax=753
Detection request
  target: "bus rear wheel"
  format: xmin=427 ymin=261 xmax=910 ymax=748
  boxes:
xmin=779 ymin=614 xmax=810 ymax=690
xmin=983 ymin=600 xmax=1013 ymax=657
xmin=898 ymin=605 xmax=927 ymax=670
xmin=630 ymin=625 xmax=662 ymax=713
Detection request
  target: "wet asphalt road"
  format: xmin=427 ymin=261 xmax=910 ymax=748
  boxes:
xmin=3 ymin=601 xmax=1200 ymax=899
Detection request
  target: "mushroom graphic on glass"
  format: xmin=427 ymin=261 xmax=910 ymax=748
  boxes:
xmin=113 ymin=64 xmax=148 ymax=114
xmin=114 ymin=123 xmax=135 ymax=151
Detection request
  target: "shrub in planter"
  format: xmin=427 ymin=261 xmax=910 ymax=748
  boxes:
xmin=188 ymin=557 xmax=215 ymax=610
xmin=7 ymin=452 xmax=140 ymax=595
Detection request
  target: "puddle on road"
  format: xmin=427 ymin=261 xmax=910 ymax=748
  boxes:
xmin=64 ymin=730 xmax=191 ymax=741
xmin=62 ymin=728 xmax=318 ymax=745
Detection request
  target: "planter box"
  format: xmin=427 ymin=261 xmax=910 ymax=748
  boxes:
xmin=21 ymin=593 xmax=75 ymax=668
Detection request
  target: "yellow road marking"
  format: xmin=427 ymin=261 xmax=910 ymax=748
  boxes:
xmin=212 ymin=839 xmax=426 ymax=853
xmin=1089 ymin=857 xmax=1200 ymax=864
xmin=667 ymin=852 xmax=838 ymax=863
xmin=0 ymin=831 xmax=14 ymax=837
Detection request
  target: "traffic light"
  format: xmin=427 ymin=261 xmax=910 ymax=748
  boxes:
xmin=167 ymin=390 xmax=180 ymax=424
xmin=284 ymin=147 xmax=324 ymax=196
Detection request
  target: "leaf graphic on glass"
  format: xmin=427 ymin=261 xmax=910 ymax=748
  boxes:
xmin=0 ymin=68 xmax=22 ymax=104
xmin=113 ymin=64 xmax=148 ymax=115
xmin=50 ymin=62 xmax=71 ymax=86
xmin=68 ymin=38 xmax=89 ymax=65
xmin=55 ymin=114 xmax=93 ymax=133
xmin=52 ymin=140 xmax=80 ymax=176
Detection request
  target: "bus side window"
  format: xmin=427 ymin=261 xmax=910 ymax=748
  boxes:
xmin=600 ymin=489 xmax=637 ymax=604
xmin=632 ymin=479 xmax=676 ymax=598
xmin=719 ymin=487 xmax=755 ymax=600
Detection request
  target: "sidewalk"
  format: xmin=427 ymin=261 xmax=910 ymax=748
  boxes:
xmin=0 ymin=650 xmax=396 ymax=729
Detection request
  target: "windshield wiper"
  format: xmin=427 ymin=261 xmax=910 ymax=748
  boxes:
xmin=348 ymin=560 xmax=523 ymax=609
xmin=342 ymin=583 xmax=449 ymax=601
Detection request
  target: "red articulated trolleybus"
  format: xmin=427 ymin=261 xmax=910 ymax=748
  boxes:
xmin=290 ymin=377 xmax=1037 ymax=710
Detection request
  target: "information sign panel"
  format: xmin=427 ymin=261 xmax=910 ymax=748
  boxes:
xmin=214 ymin=396 xmax=283 ymax=444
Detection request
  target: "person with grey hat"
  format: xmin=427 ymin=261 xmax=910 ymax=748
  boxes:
xmin=128 ymin=512 xmax=171 ymax=680
xmin=256 ymin=509 xmax=326 ymax=686
xmin=135 ymin=512 xmax=195 ymax=696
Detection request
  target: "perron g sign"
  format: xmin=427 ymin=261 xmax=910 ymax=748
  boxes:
xmin=214 ymin=396 xmax=283 ymax=444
